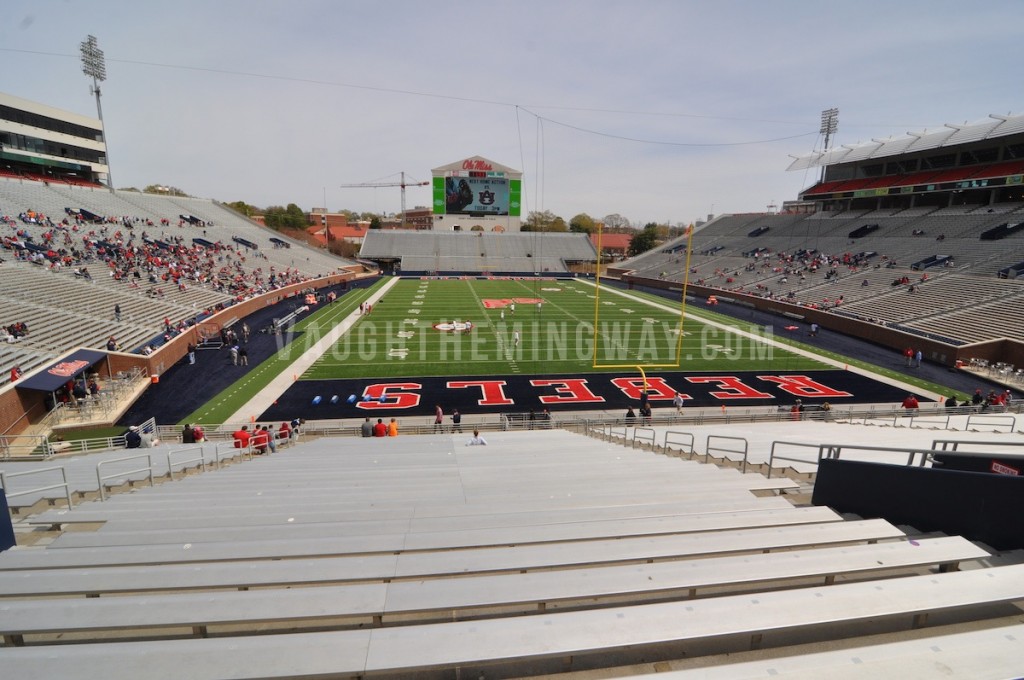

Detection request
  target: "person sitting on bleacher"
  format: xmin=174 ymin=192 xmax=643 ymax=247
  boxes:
xmin=232 ymin=425 xmax=251 ymax=450
xmin=125 ymin=426 xmax=142 ymax=449
xmin=252 ymin=426 xmax=270 ymax=454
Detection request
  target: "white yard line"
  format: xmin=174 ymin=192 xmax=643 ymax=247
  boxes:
xmin=225 ymin=277 xmax=400 ymax=423
xmin=579 ymin=279 xmax=944 ymax=402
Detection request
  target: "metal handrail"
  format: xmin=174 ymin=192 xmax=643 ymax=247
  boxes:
xmin=0 ymin=465 xmax=73 ymax=509
xmin=96 ymin=453 xmax=154 ymax=501
xmin=631 ymin=427 xmax=656 ymax=450
xmin=706 ymin=435 xmax=750 ymax=473
xmin=767 ymin=441 xmax=825 ymax=478
xmin=166 ymin=446 xmax=207 ymax=480
xmin=662 ymin=430 xmax=695 ymax=459
xmin=965 ymin=414 xmax=1017 ymax=432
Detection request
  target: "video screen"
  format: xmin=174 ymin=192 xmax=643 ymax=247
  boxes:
xmin=445 ymin=176 xmax=509 ymax=215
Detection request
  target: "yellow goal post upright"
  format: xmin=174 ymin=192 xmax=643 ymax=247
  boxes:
xmin=591 ymin=221 xmax=695 ymax=379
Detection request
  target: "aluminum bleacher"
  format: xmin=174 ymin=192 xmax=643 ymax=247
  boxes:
xmin=616 ymin=208 xmax=1024 ymax=345
xmin=0 ymin=428 xmax=1017 ymax=677
xmin=360 ymin=230 xmax=596 ymax=273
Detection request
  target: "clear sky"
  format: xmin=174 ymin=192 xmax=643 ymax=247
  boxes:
xmin=3 ymin=0 xmax=1023 ymax=226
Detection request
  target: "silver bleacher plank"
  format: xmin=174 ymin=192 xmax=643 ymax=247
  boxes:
xmin=631 ymin=624 xmax=1024 ymax=679
xmin=0 ymin=536 xmax=987 ymax=641
xmin=2 ymin=565 xmax=1021 ymax=680
xmin=46 ymin=504 xmax=825 ymax=549
xmin=0 ymin=518 xmax=896 ymax=590
xmin=35 ymin=495 xmax=791 ymax=532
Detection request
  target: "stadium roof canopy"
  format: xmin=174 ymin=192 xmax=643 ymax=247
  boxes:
xmin=787 ymin=112 xmax=1024 ymax=171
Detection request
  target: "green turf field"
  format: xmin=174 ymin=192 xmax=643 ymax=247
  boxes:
xmin=297 ymin=278 xmax=823 ymax=380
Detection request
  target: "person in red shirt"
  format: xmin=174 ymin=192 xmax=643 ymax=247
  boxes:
xmin=252 ymin=427 xmax=270 ymax=454
xmin=901 ymin=394 xmax=919 ymax=412
xmin=10 ymin=366 xmax=22 ymax=383
xmin=232 ymin=425 xmax=251 ymax=449
xmin=278 ymin=421 xmax=291 ymax=442
xmin=373 ymin=418 xmax=387 ymax=437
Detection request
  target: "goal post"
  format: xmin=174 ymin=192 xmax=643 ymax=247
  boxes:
xmin=591 ymin=222 xmax=694 ymax=370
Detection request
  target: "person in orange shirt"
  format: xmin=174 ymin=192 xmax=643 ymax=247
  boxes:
xmin=387 ymin=418 xmax=398 ymax=437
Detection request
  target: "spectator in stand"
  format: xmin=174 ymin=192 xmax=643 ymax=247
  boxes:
xmin=901 ymin=394 xmax=920 ymax=414
xmin=451 ymin=409 xmax=463 ymax=433
xmin=361 ymin=417 xmax=373 ymax=437
xmin=373 ymin=418 xmax=387 ymax=437
xmin=278 ymin=421 xmax=291 ymax=442
xmin=233 ymin=425 xmax=251 ymax=449
xmin=388 ymin=418 xmax=399 ymax=437
xmin=10 ymin=366 xmax=22 ymax=383
xmin=192 ymin=424 xmax=205 ymax=443
xmin=125 ymin=426 xmax=142 ymax=449
xmin=260 ymin=425 xmax=277 ymax=453
xmin=252 ymin=426 xmax=270 ymax=454
xmin=182 ymin=423 xmax=196 ymax=444
xmin=945 ymin=395 xmax=958 ymax=409
xmin=466 ymin=429 xmax=488 ymax=446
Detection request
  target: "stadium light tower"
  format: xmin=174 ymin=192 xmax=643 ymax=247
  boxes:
xmin=80 ymin=35 xmax=113 ymax=189
xmin=819 ymin=107 xmax=839 ymax=183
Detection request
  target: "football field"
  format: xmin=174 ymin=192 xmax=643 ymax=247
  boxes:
xmin=297 ymin=277 xmax=822 ymax=380
xmin=187 ymin=276 xmax=927 ymax=422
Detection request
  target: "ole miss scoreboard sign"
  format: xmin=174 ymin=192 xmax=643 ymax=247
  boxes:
xmin=257 ymin=370 xmax=912 ymax=421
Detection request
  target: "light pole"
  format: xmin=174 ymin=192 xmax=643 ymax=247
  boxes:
xmin=819 ymin=107 xmax=839 ymax=184
xmin=80 ymin=35 xmax=113 ymax=189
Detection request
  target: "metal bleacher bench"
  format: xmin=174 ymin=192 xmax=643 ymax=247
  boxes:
xmin=619 ymin=623 xmax=1024 ymax=679
xmin=0 ymin=536 xmax=986 ymax=646
xmin=0 ymin=509 xmax=882 ymax=571
xmin=40 ymin=500 xmax=809 ymax=549
xmin=0 ymin=517 xmax=902 ymax=590
xmin=1 ymin=563 xmax=1021 ymax=678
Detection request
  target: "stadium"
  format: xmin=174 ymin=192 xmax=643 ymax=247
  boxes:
xmin=2 ymin=30 xmax=1024 ymax=680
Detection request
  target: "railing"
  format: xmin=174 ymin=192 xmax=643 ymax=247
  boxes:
xmin=96 ymin=453 xmax=154 ymax=501
xmin=0 ymin=466 xmax=73 ymax=509
xmin=706 ymin=435 xmax=751 ymax=473
xmin=212 ymin=441 xmax=254 ymax=467
xmin=631 ymin=427 xmax=656 ymax=449
xmin=931 ymin=438 xmax=1024 ymax=453
xmin=965 ymin=414 xmax=1017 ymax=432
xmin=766 ymin=441 xmax=827 ymax=479
xmin=662 ymin=431 xmax=695 ymax=458
xmin=166 ymin=446 xmax=207 ymax=480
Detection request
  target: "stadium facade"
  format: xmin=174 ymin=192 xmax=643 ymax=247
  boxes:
xmin=0 ymin=92 xmax=109 ymax=186
xmin=790 ymin=113 xmax=1024 ymax=211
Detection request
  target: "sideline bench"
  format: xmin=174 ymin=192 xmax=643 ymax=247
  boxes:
xmin=2 ymin=564 xmax=1022 ymax=678
xmin=0 ymin=536 xmax=988 ymax=645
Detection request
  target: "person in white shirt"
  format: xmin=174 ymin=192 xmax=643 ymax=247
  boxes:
xmin=466 ymin=429 xmax=488 ymax=446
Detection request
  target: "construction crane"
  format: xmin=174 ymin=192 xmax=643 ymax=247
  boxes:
xmin=338 ymin=172 xmax=429 ymax=228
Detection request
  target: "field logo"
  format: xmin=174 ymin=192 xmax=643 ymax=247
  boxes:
xmin=433 ymin=321 xmax=473 ymax=333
